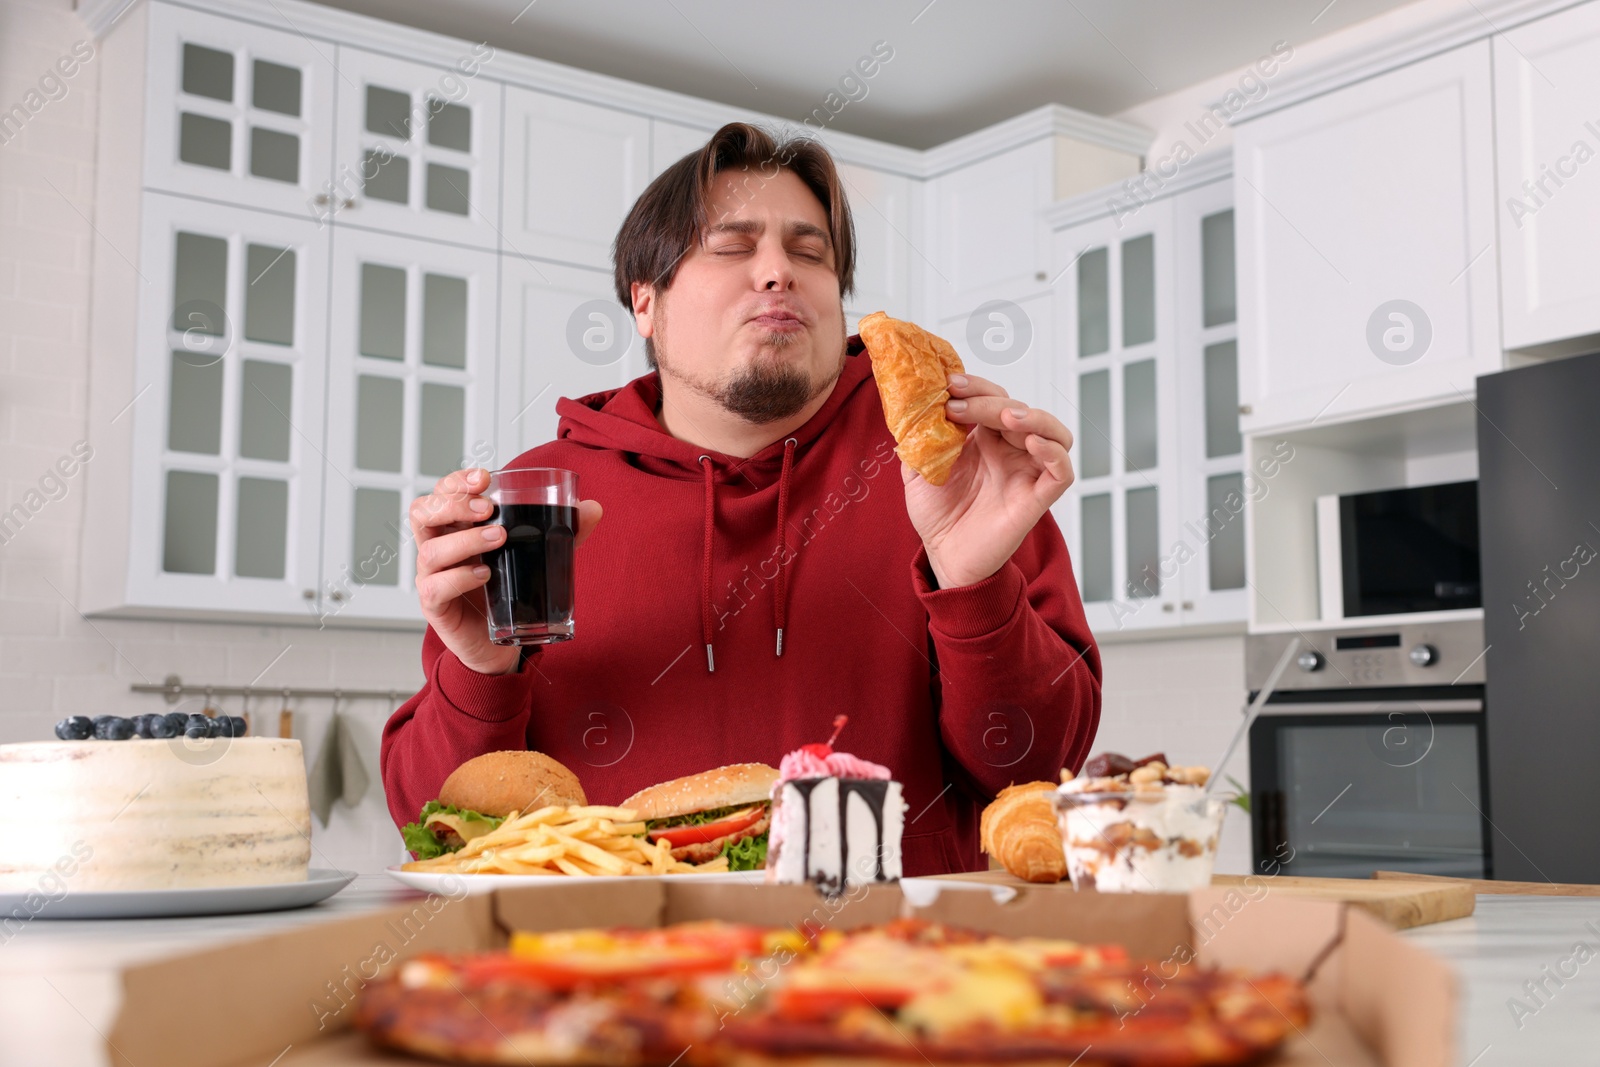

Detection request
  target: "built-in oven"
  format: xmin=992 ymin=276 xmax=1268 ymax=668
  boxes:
xmin=1245 ymin=618 xmax=1491 ymax=879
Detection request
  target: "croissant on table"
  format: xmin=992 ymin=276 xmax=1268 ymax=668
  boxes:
xmin=857 ymin=311 xmax=967 ymax=486
xmin=980 ymin=781 xmax=1067 ymax=883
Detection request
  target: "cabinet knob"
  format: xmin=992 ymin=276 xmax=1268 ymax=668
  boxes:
xmin=1238 ymin=403 xmax=1253 ymax=415
xmin=311 ymin=193 xmax=331 ymax=206
xmin=341 ymin=198 xmax=357 ymax=210
xmin=302 ymin=589 xmax=315 ymax=600
xmin=1034 ymin=271 xmax=1048 ymax=282
xmin=329 ymin=591 xmax=346 ymax=603
xmin=1182 ymin=601 xmax=1194 ymax=610
xmin=1162 ymin=603 xmax=1176 ymax=613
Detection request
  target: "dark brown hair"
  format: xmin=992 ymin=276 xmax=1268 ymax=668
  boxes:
xmin=612 ymin=122 xmax=857 ymax=367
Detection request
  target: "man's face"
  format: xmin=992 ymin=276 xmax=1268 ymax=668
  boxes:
xmin=633 ymin=168 xmax=848 ymax=424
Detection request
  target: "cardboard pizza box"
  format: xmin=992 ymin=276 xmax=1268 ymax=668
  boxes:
xmin=101 ymin=880 xmax=1457 ymax=1067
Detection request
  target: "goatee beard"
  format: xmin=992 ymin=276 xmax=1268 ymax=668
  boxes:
xmin=657 ymin=324 xmax=845 ymax=424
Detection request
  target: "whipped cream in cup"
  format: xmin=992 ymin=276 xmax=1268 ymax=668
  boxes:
xmin=1050 ymin=785 xmax=1232 ymax=893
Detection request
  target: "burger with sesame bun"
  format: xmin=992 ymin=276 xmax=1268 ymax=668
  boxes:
xmin=401 ymin=751 xmax=587 ymax=860
xmin=622 ymin=763 xmax=779 ymax=871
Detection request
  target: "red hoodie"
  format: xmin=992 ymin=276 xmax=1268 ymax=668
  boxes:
xmin=380 ymin=337 xmax=1102 ymax=875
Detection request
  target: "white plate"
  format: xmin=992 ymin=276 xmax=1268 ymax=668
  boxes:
xmin=6 ymin=868 xmax=357 ymax=920
xmin=386 ymin=865 xmax=767 ymax=895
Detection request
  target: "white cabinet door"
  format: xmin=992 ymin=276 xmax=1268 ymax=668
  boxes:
xmin=927 ymin=140 xmax=1053 ymax=320
xmin=650 ymin=119 xmax=711 ymax=179
xmin=331 ymin=45 xmax=502 ymax=250
xmin=839 ymin=162 xmax=914 ymax=319
xmin=1494 ymin=4 xmax=1600 ymax=350
xmin=144 ymin=3 xmax=334 ymax=217
xmin=1233 ymin=42 xmax=1499 ymax=433
xmin=320 ymin=229 xmax=499 ymax=622
xmin=503 ymin=89 xmax=651 ymax=269
xmin=498 ymin=259 xmax=644 ymax=462
xmin=1171 ymin=179 xmax=1248 ymax=625
xmin=1049 ymin=201 xmax=1182 ymax=634
xmin=126 ymin=193 xmax=328 ymax=616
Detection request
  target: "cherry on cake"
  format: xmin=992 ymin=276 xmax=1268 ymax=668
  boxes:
xmin=0 ymin=735 xmax=312 ymax=892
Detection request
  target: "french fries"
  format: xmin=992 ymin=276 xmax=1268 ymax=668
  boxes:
xmin=402 ymin=804 xmax=732 ymax=877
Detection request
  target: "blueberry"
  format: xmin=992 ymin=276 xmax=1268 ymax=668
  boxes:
xmin=132 ymin=715 xmax=157 ymax=739
xmin=92 ymin=715 xmax=118 ymax=729
xmin=185 ymin=713 xmax=211 ymax=733
xmin=164 ymin=712 xmax=189 ymax=734
xmin=184 ymin=723 xmax=210 ymax=740
xmin=147 ymin=715 xmax=179 ymax=739
xmin=97 ymin=717 xmax=135 ymax=741
xmin=54 ymin=716 xmax=93 ymax=741
xmin=229 ymin=716 xmax=248 ymax=737
xmin=210 ymin=716 xmax=233 ymax=738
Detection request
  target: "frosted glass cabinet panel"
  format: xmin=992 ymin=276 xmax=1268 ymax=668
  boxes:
xmin=1049 ymin=173 xmax=1246 ymax=633
xmin=128 ymin=193 xmax=327 ymax=615
xmin=331 ymin=45 xmax=502 ymax=250
xmin=321 ymin=228 xmax=499 ymax=620
xmin=1049 ymin=198 xmax=1179 ymax=633
xmin=1173 ymin=179 xmax=1247 ymax=624
xmin=144 ymin=3 xmax=334 ymax=217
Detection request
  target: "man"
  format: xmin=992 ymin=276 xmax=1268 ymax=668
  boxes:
xmin=381 ymin=122 xmax=1100 ymax=875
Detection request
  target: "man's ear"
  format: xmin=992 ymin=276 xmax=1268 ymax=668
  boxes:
xmin=630 ymin=281 xmax=656 ymax=340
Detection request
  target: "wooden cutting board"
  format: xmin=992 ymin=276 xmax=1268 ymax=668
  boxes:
xmin=1210 ymin=874 xmax=1474 ymax=929
xmin=928 ymin=869 xmax=1474 ymax=929
xmin=1374 ymin=869 xmax=1600 ymax=896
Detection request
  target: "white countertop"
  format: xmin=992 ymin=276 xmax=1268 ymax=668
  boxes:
xmin=4 ymin=877 xmax=1597 ymax=1066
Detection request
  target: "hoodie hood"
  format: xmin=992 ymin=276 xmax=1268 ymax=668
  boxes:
xmin=552 ymin=335 xmax=873 ymax=672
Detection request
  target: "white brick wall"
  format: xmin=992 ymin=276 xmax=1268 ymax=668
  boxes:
xmin=1096 ymin=633 xmax=1254 ymax=875
xmin=0 ymin=0 xmax=419 ymax=874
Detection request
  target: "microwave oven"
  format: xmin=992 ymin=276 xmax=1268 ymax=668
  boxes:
xmin=1316 ymin=480 xmax=1481 ymax=620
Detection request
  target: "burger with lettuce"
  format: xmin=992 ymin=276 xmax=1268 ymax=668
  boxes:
xmin=401 ymin=750 xmax=588 ymax=861
xmin=621 ymin=763 xmax=778 ymax=872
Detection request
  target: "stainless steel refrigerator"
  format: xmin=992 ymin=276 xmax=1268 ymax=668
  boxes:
xmin=1478 ymin=350 xmax=1600 ymax=884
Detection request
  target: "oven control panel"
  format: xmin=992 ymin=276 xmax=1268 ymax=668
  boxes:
xmin=1244 ymin=618 xmax=1485 ymax=691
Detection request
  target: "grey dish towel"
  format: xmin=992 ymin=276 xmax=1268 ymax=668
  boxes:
xmin=307 ymin=708 xmax=371 ymax=828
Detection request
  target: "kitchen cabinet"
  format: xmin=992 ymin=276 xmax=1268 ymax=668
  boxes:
xmin=1232 ymin=42 xmax=1500 ymax=433
xmin=143 ymin=3 xmax=334 ymax=218
xmin=331 ymin=45 xmax=503 ymax=250
xmin=1046 ymin=165 xmax=1246 ymax=634
xmin=121 ymin=192 xmax=329 ymax=617
xmin=650 ymin=119 xmax=711 ymax=179
xmin=83 ymin=0 xmax=1147 ymax=627
xmin=926 ymin=140 xmax=1054 ymax=320
xmin=319 ymin=230 xmax=500 ymax=620
xmin=502 ymin=89 xmax=651 ymax=269
xmin=498 ymin=257 xmax=644 ymax=463
xmin=1493 ymin=2 xmax=1600 ymax=351
xmin=840 ymin=162 xmax=915 ymax=320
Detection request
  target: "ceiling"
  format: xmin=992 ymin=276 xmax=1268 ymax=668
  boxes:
xmin=308 ymin=0 xmax=1418 ymax=149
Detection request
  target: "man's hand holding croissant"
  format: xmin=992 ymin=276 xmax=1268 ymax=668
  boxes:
xmin=905 ymin=371 xmax=1076 ymax=589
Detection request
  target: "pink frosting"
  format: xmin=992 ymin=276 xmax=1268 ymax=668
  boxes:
xmin=822 ymin=752 xmax=891 ymax=780
xmin=778 ymin=748 xmax=831 ymax=780
xmin=778 ymin=748 xmax=891 ymax=781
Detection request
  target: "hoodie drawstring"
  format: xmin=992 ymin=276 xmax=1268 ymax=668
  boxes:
xmin=698 ymin=439 xmax=799 ymax=673
xmin=774 ymin=437 xmax=797 ymax=657
xmin=698 ymin=455 xmax=716 ymax=673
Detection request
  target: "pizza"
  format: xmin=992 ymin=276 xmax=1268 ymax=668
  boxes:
xmin=353 ymin=919 xmax=1311 ymax=1066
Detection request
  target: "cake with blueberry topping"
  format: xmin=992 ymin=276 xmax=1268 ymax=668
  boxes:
xmin=0 ymin=715 xmax=311 ymax=891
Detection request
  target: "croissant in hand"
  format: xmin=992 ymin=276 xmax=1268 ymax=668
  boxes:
xmin=858 ymin=311 xmax=967 ymax=486
xmin=981 ymin=781 xmax=1067 ymax=883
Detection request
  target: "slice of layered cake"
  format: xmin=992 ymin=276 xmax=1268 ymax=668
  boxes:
xmin=767 ymin=716 xmax=905 ymax=893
